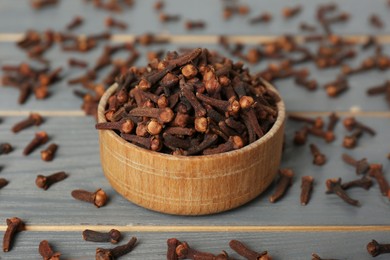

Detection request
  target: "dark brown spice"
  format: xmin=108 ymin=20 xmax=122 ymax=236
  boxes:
xmin=229 ymin=239 xmax=269 ymax=260
xmin=83 ymin=229 xmax=121 ymax=244
xmin=3 ymin=217 xmax=25 ymax=252
xmin=97 ymin=48 xmax=279 ymax=155
xmin=342 ymin=129 xmax=363 ymax=149
xmin=293 ymin=126 xmax=308 ymax=146
xmin=343 ymin=117 xmax=376 ymax=136
xmin=269 ymin=169 xmax=294 ymax=203
xmin=23 ymin=131 xmax=49 ymax=155
xmin=310 ymin=144 xmax=326 ymax=166
xmin=326 ymin=178 xmax=360 ymax=207
xmin=71 ymin=188 xmax=108 ymax=208
xmin=369 ymin=14 xmax=384 ymax=29
xmin=105 ymin=16 xmax=128 ymax=30
xmin=312 ymin=253 xmax=339 ymax=260
xmin=288 ymin=114 xmax=324 ymax=129
xmin=324 ymin=112 xmax=339 ymax=142
xmin=185 ymin=20 xmax=206 ymax=30
xmin=341 ymin=176 xmax=373 ymax=190
xmin=0 ymin=178 xmax=9 ymax=189
xmin=301 ymin=176 xmax=314 ymax=206
xmin=368 ymin=164 xmax=389 ymax=196
xmin=31 ymin=0 xmax=58 ymax=9
xmin=68 ymin=58 xmax=88 ymax=68
xmin=282 ymin=5 xmax=302 ymax=19
xmin=167 ymin=238 xmax=179 ymax=260
xmin=38 ymin=240 xmax=61 ymax=260
xmin=367 ymin=239 xmax=390 ymax=257
xmin=96 ymin=237 xmax=137 ymax=260
xmin=300 ymin=22 xmax=317 ymax=32
xmin=341 ymin=153 xmax=369 ymax=175
xmin=176 ymin=241 xmax=215 ymax=259
xmin=66 ymin=16 xmax=83 ymax=30
xmin=0 ymin=143 xmax=13 ymax=155
xmin=249 ymin=13 xmax=272 ymax=24
xmin=36 ymin=171 xmax=68 ymax=190
xmin=41 ymin=143 xmax=58 ymax=161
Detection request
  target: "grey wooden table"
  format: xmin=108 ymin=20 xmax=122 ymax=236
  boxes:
xmin=0 ymin=0 xmax=389 ymax=259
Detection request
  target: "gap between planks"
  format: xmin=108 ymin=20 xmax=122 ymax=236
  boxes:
xmin=0 ymin=225 xmax=390 ymax=232
xmin=0 ymin=111 xmax=389 ymax=117
xmin=1 ymin=34 xmax=390 ymax=44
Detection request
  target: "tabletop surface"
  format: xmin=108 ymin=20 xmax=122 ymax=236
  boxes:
xmin=0 ymin=0 xmax=389 ymax=259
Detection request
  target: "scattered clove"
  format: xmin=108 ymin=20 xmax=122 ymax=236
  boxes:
xmin=96 ymin=237 xmax=137 ymax=260
xmin=0 ymin=143 xmax=13 ymax=155
xmin=341 ymin=176 xmax=373 ymax=190
xmin=71 ymin=188 xmax=108 ymax=208
xmin=83 ymin=229 xmax=121 ymax=244
xmin=23 ymin=131 xmax=49 ymax=155
xmin=301 ymin=176 xmax=314 ymax=205
xmin=229 ymin=239 xmax=270 ymax=260
xmin=269 ymin=168 xmax=294 ymax=203
xmin=0 ymin=178 xmax=9 ymax=189
xmin=36 ymin=171 xmax=68 ymax=190
xmin=367 ymin=239 xmax=390 ymax=257
xmin=326 ymin=178 xmax=360 ymax=206
xmin=38 ymin=240 xmax=61 ymax=260
xmin=12 ymin=113 xmax=43 ymax=133
xmin=341 ymin=153 xmax=369 ymax=175
xmin=310 ymin=143 xmax=326 ymax=166
xmin=3 ymin=217 xmax=25 ymax=252
xmin=368 ymin=164 xmax=389 ymax=196
xmin=41 ymin=143 xmax=58 ymax=161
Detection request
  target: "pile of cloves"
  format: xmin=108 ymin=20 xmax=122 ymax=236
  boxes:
xmin=96 ymin=48 xmax=280 ymax=156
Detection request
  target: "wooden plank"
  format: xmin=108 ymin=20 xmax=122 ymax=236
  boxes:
xmin=0 ymin=116 xmax=389 ymax=226
xmin=1 ymin=231 xmax=390 ymax=259
xmin=0 ymin=0 xmax=389 ymax=35
xmin=1 ymin=41 xmax=390 ymax=112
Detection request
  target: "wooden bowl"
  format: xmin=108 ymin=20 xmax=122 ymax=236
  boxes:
xmin=97 ymin=80 xmax=285 ymax=215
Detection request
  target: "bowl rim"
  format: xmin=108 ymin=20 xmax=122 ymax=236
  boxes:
xmin=97 ymin=78 xmax=285 ymax=162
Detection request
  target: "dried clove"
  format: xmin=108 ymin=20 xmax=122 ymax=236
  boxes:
xmin=367 ymin=239 xmax=390 ymax=257
xmin=71 ymin=188 xmax=108 ymax=208
xmin=341 ymin=153 xmax=369 ymax=175
xmin=167 ymin=238 xmax=179 ymax=260
xmin=341 ymin=176 xmax=373 ymax=190
xmin=310 ymin=143 xmax=326 ymax=166
xmin=229 ymin=239 xmax=269 ymax=260
xmin=66 ymin=16 xmax=83 ymax=30
xmin=0 ymin=143 xmax=13 ymax=155
xmin=38 ymin=240 xmax=61 ymax=260
xmin=83 ymin=229 xmax=121 ymax=244
xmin=96 ymin=237 xmax=137 ymax=260
xmin=23 ymin=131 xmax=49 ymax=155
xmin=301 ymin=176 xmax=314 ymax=205
xmin=12 ymin=113 xmax=43 ymax=133
xmin=269 ymin=169 xmax=294 ymax=203
xmin=3 ymin=217 xmax=25 ymax=252
xmin=343 ymin=117 xmax=376 ymax=136
xmin=0 ymin=178 xmax=9 ymax=189
xmin=368 ymin=164 xmax=389 ymax=196
xmin=342 ymin=129 xmax=363 ymax=149
xmin=41 ymin=143 xmax=58 ymax=161
xmin=326 ymin=178 xmax=360 ymax=206
xmin=36 ymin=171 xmax=68 ymax=190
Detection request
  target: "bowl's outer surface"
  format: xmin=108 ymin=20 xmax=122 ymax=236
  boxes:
xmin=97 ymin=82 xmax=285 ymax=215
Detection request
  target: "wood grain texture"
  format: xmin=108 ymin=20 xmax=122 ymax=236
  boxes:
xmin=1 ymin=231 xmax=389 ymax=260
xmin=97 ymin=84 xmax=285 ymax=215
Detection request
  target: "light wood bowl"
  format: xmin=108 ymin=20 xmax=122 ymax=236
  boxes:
xmin=97 ymin=80 xmax=285 ymax=215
